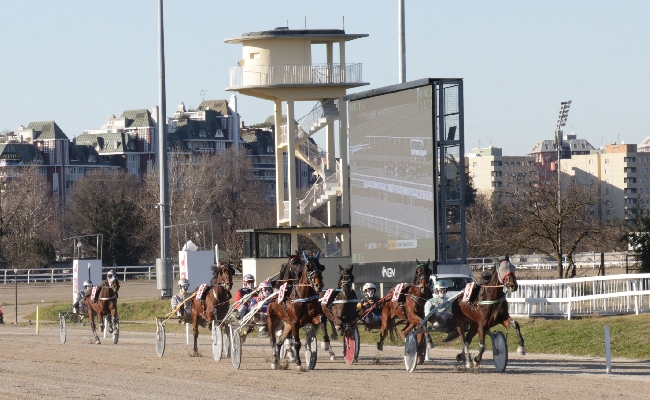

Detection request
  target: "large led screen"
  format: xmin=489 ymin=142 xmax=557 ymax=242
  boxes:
xmin=349 ymin=85 xmax=436 ymax=263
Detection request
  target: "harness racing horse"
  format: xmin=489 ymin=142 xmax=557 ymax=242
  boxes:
xmin=84 ymin=269 xmax=120 ymax=344
xmin=188 ymin=262 xmax=235 ymax=355
xmin=273 ymin=250 xmax=306 ymax=288
xmin=266 ymin=258 xmax=325 ymax=370
xmin=319 ymin=265 xmax=357 ymax=359
xmin=450 ymin=255 xmax=526 ymax=368
xmin=377 ymin=260 xmax=433 ymax=363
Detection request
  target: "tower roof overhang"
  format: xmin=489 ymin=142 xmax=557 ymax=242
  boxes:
xmin=224 ymin=29 xmax=368 ymax=44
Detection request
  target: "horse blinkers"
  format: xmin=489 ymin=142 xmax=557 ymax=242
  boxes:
xmin=306 ymin=265 xmax=324 ymax=291
xmin=499 ymin=261 xmax=518 ymax=292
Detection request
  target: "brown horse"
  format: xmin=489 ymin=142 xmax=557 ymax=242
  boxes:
xmin=320 ymin=265 xmax=357 ymax=359
xmin=188 ymin=262 xmax=234 ymax=355
xmin=377 ymin=260 xmax=433 ymax=363
xmin=84 ymin=269 xmax=120 ymax=344
xmin=450 ymin=255 xmax=526 ymax=368
xmin=266 ymin=258 xmax=324 ymax=370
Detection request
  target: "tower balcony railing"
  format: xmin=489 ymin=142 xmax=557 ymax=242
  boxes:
xmin=229 ymin=63 xmax=362 ymax=87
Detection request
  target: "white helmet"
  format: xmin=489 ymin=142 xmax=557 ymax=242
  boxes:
xmin=362 ymin=282 xmax=376 ymax=292
xmin=83 ymin=280 xmax=93 ymax=290
xmin=243 ymin=274 xmax=255 ymax=289
xmin=362 ymin=282 xmax=376 ymax=294
xmin=178 ymin=279 xmax=189 ymax=291
xmin=434 ymin=281 xmax=448 ymax=295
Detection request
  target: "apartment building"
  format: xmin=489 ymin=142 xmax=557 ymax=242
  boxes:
xmin=466 ymin=146 xmax=537 ymax=199
xmin=566 ymin=143 xmax=649 ymax=224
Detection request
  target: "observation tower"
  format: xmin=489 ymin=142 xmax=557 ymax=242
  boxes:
xmin=224 ymin=27 xmax=368 ymax=275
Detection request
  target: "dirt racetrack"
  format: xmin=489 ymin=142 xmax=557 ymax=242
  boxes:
xmin=1 ymin=281 xmax=650 ymax=399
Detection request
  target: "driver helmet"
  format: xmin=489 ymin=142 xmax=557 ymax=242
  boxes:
xmin=259 ymin=279 xmax=273 ymax=296
xmin=362 ymin=282 xmax=376 ymax=298
xmin=178 ymin=278 xmax=190 ymax=293
xmin=83 ymin=280 xmax=93 ymax=291
xmin=434 ymin=281 xmax=448 ymax=296
xmin=243 ymin=274 xmax=255 ymax=289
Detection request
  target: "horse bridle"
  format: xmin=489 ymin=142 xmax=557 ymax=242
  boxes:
xmin=415 ymin=264 xmax=430 ymax=289
xmin=215 ymin=267 xmax=233 ymax=291
xmin=338 ymin=270 xmax=353 ymax=290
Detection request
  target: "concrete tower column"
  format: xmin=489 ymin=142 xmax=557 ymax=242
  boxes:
xmin=339 ymin=39 xmax=346 ymax=82
xmin=274 ymin=100 xmax=284 ymax=226
xmin=326 ymin=42 xmax=333 ymax=83
xmin=339 ymin=95 xmax=349 ymax=227
xmin=286 ymin=99 xmax=299 ymax=251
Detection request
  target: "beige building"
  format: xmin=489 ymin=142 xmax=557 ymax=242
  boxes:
xmin=466 ymin=147 xmax=537 ymax=199
xmin=566 ymin=143 xmax=648 ymax=223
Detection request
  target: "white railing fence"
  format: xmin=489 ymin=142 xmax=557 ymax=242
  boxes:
xmin=468 ymin=252 xmax=640 ymax=272
xmin=229 ymin=63 xmax=362 ymax=87
xmin=507 ymin=273 xmax=650 ymax=319
xmin=1 ymin=265 xmax=179 ymax=284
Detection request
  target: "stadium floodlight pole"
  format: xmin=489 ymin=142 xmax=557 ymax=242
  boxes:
xmin=398 ymin=0 xmax=406 ymax=83
xmin=156 ymin=0 xmax=171 ymax=298
xmin=555 ymin=100 xmax=571 ymax=273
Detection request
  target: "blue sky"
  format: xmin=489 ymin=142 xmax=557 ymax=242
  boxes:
xmin=2 ymin=1 xmax=649 ymax=156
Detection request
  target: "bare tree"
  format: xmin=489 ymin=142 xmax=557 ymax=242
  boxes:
xmin=0 ymin=165 xmax=57 ymax=269
xmin=144 ymin=148 xmax=274 ymax=268
xmin=504 ymin=177 xmax=624 ymax=278
xmin=67 ymin=170 xmax=157 ymax=266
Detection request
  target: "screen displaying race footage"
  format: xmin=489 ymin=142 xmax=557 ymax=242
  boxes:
xmin=349 ymin=85 xmax=436 ymax=264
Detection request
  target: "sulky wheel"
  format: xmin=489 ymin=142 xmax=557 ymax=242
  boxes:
xmin=230 ymin=324 xmax=242 ymax=369
xmin=59 ymin=314 xmax=67 ymax=344
xmin=491 ymin=331 xmax=508 ymax=372
xmin=343 ymin=325 xmax=359 ymax=365
xmin=404 ymin=331 xmax=418 ymax=372
xmin=155 ymin=321 xmax=165 ymax=357
xmin=212 ymin=322 xmax=224 ymax=362
xmin=304 ymin=325 xmax=318 ymax=370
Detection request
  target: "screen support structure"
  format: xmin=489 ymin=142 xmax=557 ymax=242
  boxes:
xmin=435 ymin=80 xmax=466 ymax=264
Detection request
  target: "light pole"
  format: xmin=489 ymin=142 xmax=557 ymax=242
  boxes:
xmin=555 ymin=100 xmax=571 ymax=273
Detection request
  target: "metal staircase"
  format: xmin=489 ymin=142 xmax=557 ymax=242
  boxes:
xmin=278 ymin=99 xmax=343 ymax=255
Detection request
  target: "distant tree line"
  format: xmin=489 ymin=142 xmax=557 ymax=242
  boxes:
xmin=0 ymin=148 xmax=274 ymax=270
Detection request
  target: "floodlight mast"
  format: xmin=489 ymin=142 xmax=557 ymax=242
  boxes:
xmin=555 ymin=100 xmax=571 ymax=273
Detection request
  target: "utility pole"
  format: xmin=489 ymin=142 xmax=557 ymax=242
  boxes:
xmin=398 ymin=0 xmax=406 ymax=83
xmin=555 ymin=100 xmax=572 ymax=274
xmin=156 ymin=0 xmax=171 ymax=298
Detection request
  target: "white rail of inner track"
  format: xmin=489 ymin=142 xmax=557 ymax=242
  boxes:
xmin=506 ymin=273 xmax=650 ymax=319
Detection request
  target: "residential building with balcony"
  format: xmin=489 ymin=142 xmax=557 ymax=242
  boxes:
xmin=168 ymin=99 xmax=240 ymax=155
xmin=75 ymin=108 xmax=157 ymax=177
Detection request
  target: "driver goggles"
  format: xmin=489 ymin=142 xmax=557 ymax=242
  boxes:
xmin=180 ymin=284 xmax=189 ymax=291
xmin=261 ymin=288 xmax=273 ymax=296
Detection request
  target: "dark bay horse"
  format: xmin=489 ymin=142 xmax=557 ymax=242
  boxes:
xmin=377 ymin=260 xmax=433 ymax=363
xmin=84 ymin=269 xmax=120 ymax=344
xmin=450 ymin=255 xmax=526 ymax=368
xmin=266 ymin=258 xmax=324 ymax=370
xmin=188 ymin=262 xmax=234 ymax=355
xmin=320 ymin=265 xmax=357 ymax=359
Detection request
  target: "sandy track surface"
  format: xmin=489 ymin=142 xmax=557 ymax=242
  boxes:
xmin=1 ymin=325 xmax=650 ymax=400
xmin=1 ymin=280 xmax=650 ymax=399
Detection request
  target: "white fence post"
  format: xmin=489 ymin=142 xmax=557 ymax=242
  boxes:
xmin=604 ymin=325 xmax=612 ymax=374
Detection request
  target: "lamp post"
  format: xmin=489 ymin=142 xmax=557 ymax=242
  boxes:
xmin=555 ymin=100 xmax=571 ymax=273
